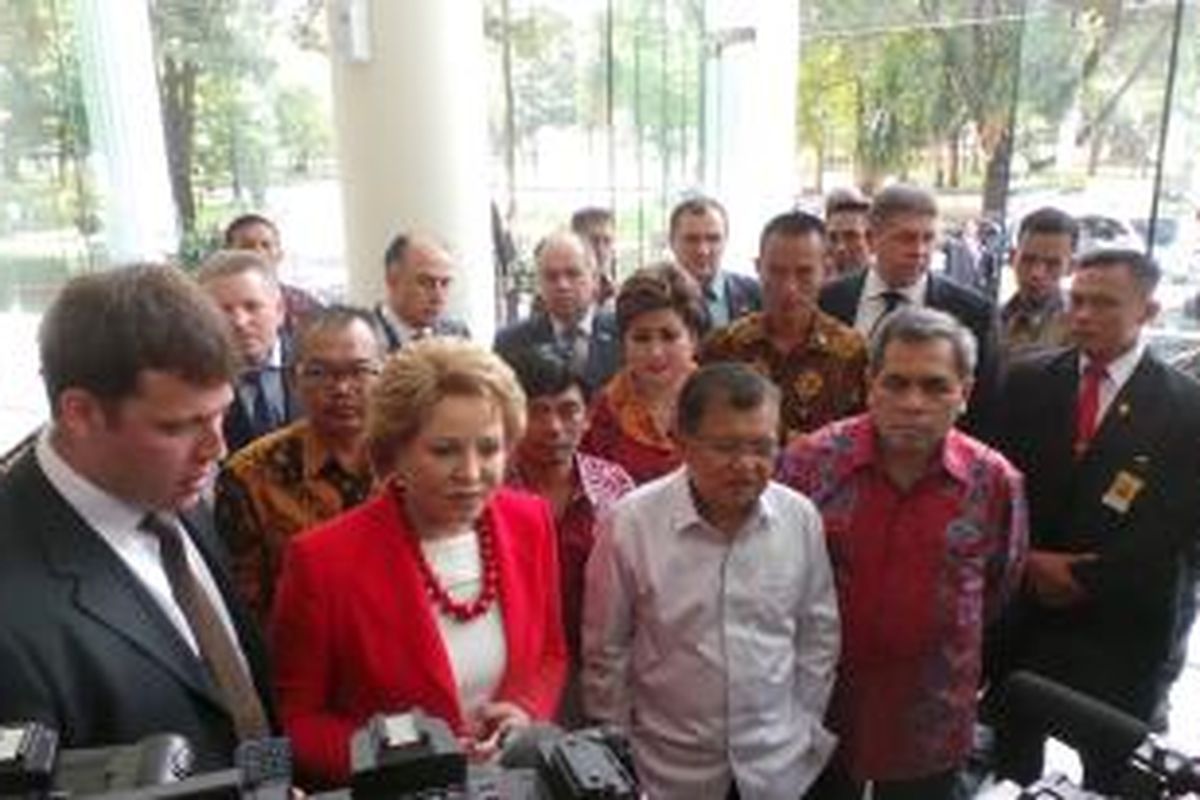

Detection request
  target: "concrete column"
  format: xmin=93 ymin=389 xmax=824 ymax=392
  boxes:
xmin=702 ymin=0 xmax=800 ymax=270
xmin=327 ymin=0 xmax=494 ymax=338
xmin=73 ymin=0 xmax=178 ymax=262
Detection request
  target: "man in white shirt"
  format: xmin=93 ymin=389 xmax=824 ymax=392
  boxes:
xmin=494 ymin=230 xmax=621 ymax=393
xmin=373 ymin=233 xmax=471 ymax=351
xmin=0 ymin=265 xmax=274 ymax=769
xmin=583 ymin=362 xmax=840 ymax=800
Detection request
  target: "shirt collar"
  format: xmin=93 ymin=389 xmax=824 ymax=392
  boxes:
xmin=1002 ymin=290 xmax=1065 ymax=321
xmin=703 ymin=271 xmax=728 ymax=303
xmin=36 ymin=427 xmax=150 ymax=537
xmin=381 ymin=303 xmax=426 ymax=343
xmin=550 ymin=305 xmax=596 ymax=339
xmin=507 ymin=453 xmax=588 ymax=508
xmin=864 ymin=267 xmax=928 ymax=305
xmin=663 ymin=466 xmax=773 ymax=538
xmin=1080 ymin=336 xmax=1146 ymax=386
xmin=296 ymin=420 xmax=361 ymax=482
xmin=840 ymin=414 xmax=971 ymax=486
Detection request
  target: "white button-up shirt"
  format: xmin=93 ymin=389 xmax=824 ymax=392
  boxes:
xmin=583 ymin=468 xmax=840 ymax=800
xmin=853 ymin=268 xmax=929 ymax=337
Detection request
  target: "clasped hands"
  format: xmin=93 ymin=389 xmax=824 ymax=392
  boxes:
xmin=459 ymin=701 xmax=531 ymax=762
xmin=1024 ymin=549 xmax=1098 ymax=608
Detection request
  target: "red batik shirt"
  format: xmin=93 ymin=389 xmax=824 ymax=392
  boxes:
xmin=778 ymin=415 xmax=1027 ymax=781
xmin=507 ymin=452 xmax=634 ymax=664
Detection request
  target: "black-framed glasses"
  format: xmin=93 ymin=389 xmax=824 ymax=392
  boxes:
xmin=297 ymin=361 xmax=382 ymax=386
xmin=692 ymin=436 xmax=778 ymax=461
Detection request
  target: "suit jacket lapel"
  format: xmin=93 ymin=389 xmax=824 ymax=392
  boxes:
xmin=1080 ymin=352 xmax=1160 ymax=468
xmin=20 ymin=461 xmax=227 ymax=711
xmin=585 ymin=313 xmax=618 ymax=388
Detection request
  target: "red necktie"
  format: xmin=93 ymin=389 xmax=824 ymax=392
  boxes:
xmin=1074 ymin=360 xmax=1108 ymax=456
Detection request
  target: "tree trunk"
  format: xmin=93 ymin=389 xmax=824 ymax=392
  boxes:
xmin=948 ymin=131 xmax=960 ymax=188
xmin=981 ymin=127 xmax=1012 ymax=216
xmin=160 ymin=56 xmax=197 ymax=233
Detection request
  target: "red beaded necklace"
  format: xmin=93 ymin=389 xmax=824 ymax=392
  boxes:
xmin=393 ymin=481 xmax=501 ymax=622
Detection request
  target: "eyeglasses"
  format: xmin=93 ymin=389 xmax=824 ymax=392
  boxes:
xmin=693 ymin=436 xmax=778 ymax=461
xmin=297 ymin=362 xmax=382 ymax=386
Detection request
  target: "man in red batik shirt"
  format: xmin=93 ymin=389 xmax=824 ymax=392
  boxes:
xmin=780 ymin=306 xmax=1027 ymax=800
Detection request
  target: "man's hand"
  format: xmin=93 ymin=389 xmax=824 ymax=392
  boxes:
xmin=1025 ymin=549 xmax=1097 ymax=608
xmin=461 ymin=701 xmax=531 ymax=762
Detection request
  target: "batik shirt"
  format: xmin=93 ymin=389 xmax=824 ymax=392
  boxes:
xmin=778 ymin=414 xmax=1027 ymax=781
xmin=507 ymin=452 xmax=634 ymax=663
xmin=702 ymin=310 xmax=867 ymax=442
xmin=215 ymin=420 xmax=373 ymax=623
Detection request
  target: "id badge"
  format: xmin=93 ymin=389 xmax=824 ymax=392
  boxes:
xmin=1102 ymin=469 xmax=1145 ymax=514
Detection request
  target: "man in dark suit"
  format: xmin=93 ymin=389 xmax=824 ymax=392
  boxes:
xmin=991 ymin=248 xmax=1200 ymax=792
xmin=668 ymin=195 xmax=761 ymax=332
xmin=495 ymin=231 xmax=621 ymax=394
xmin=198 ymin=250 xmax=300 ymax=453
xmin=0 ymin=266 xmax=274 ymax=769
xmin=372 ymin=233 xmax=471 ymax=351
xmin=818 ymin=184 xmax=999 ymax=435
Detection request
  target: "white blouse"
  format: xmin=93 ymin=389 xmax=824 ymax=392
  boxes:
xmin=419 ymin=530 xmax=507 ymax=718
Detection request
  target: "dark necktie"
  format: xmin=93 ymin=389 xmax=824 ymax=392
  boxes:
xmin=561 ymin=326 xmax=588 ymax=374
xmin=880 ymin=290 xmax=906 ymax=314
xmin=141 ymin=514 xmax=269 ymax=739
xmin=1074 ymin=361 xmax=1108 ymax=457
xmin=869 ymin=290 xmax=907 ymax=336
xmin=245 ymin=369 xmax=278 ymax=435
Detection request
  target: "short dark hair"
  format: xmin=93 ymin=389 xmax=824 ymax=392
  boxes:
xmin=668 ymin=195 xmax=728 ymax=239
xmin=677 ymin=362 xmax=780 ymax=437
xmin=296 ymin=305 xmax=381 ymax=362
xmin=383 ymin=233 xmax=410 ymax=275
xmin=503 ymin=344 xmax=588 ymax=402
xmin=825 ymin=187 xmax=870 ymax=217
xmin=758 ymin=210 xmax=826 ymax=254
xmin=615 ymin=263 xmax=706 ymax=340
xmin=869 ymin=306 xmax=977 ymax=380
xmin=223 ymin=213 xmax=278 ymax=246
xmin=1018 ymin=207 xmax=1079 ymax=248
xmin=570 ymin=207 xmax=613 ymax=233
xmin=1076 ymin=247 xmax=1161 ymax=294
xmin=869 ymin=184 xmax=937 ymax=229
xmin=40 ymin=265 xmax=237 ymax=410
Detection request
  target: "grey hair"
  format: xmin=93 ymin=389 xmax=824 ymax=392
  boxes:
xmin=869 ymin=306 xmax=977 ymax=379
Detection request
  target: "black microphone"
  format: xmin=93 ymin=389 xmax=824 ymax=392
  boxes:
xmin=1001 ymin=670 xmax=1149 ymax=761
xmin=1002 ymin=671 xmax=1200 ymax=795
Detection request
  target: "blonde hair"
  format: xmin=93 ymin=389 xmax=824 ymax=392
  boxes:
xmin=367 ymin=338 xmax=526 ymax=475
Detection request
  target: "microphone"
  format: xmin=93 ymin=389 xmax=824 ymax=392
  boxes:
xmin=1001 ymin=670 xmax=1149 ymax=761
xmin=1002 ymin=671 xmax=1200 ymax=795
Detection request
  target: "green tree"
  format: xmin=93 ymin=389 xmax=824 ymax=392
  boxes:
xmin=150 ymin=0 xmax=275 ymax=233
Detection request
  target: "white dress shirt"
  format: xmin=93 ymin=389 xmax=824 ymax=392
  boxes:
xmin=35 ymin=431 xmax=246 ymax=662
xmin=379 ymin=303 xmax=429 ymax=346
xmin=550 ymin=306 xmax=596 ymax=372
xmin=853 ymin=269 xmax=929 ymax=337
xmin=1080 ymin=336 xmax=1147 ymax=428
xmin=583 ymin=468 xmax=840 ymax=800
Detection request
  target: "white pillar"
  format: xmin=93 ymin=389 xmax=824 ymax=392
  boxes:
xmin=702 ymin=0 xmax=800 ymax=271
xmin=72 ymin=0 xmax=178 ymax=262
xmin=328 ymin=0 xmax=494 ymax=339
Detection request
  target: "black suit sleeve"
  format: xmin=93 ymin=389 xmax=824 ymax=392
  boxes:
xmin=0 ymin=625 xmax=61 ymax=728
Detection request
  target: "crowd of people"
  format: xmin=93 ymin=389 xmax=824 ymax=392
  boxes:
xmin=0 ymin=182 xmax=1197 ymax=800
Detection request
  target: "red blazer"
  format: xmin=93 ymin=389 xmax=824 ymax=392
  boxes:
xmin=270 ymin=487 xmax=567 ymax=786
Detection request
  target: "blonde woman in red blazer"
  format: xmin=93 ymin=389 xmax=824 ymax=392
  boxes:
xmin=271 ymin=339 xmax=566 ymax=787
